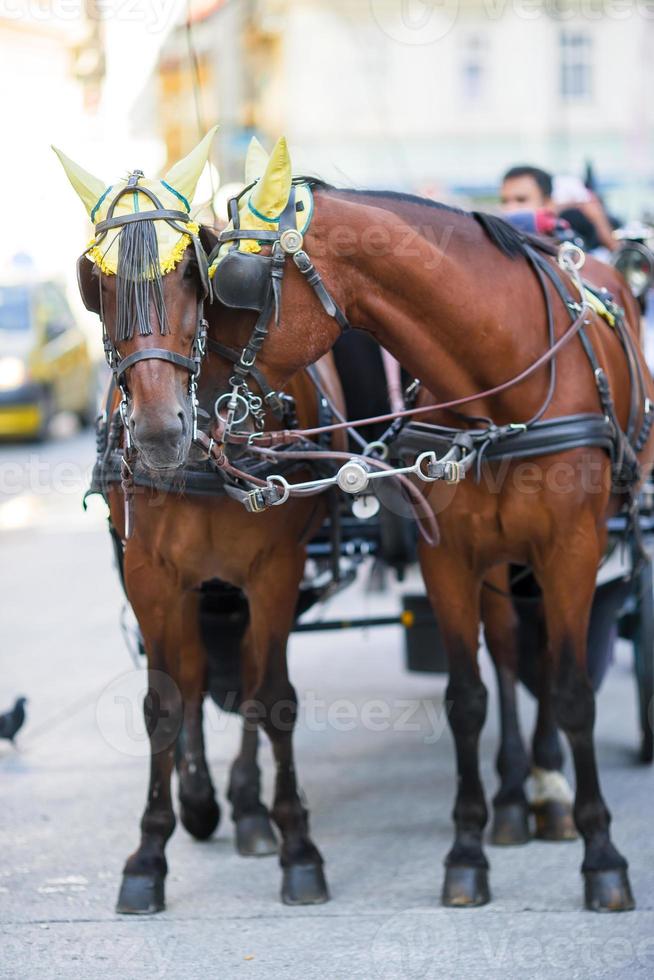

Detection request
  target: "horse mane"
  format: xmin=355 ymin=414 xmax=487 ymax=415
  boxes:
xmin=116 ymin=219 xmax=168 ymax=341
xmin=304 ymin=178 xmax=556 ymax=262
xmin=304 ymin=178 xmax=464 ymax=216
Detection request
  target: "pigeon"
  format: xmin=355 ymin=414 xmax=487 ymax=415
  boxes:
xmin=0 ymin=697 xmax=27 ymax=742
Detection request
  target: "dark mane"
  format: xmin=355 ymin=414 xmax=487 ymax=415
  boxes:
xmin=471 ymin=211 xmax=534 ymax=259
xmin=304 ymin=178 xmax=464 ymax=217
xmin=303 ymin=177 xmax=551 ymax=262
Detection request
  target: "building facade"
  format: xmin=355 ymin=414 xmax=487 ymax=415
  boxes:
xmin=147 ymin=0 xmax=654 ymax=214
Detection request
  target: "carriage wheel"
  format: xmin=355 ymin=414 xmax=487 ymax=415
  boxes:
xmin=633 ymin=558 xmax=654 ymax=763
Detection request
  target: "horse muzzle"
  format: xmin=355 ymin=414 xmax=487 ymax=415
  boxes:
xmin=129 ymin=406 xmax=191 ymax=471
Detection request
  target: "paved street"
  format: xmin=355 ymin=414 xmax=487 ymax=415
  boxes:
xmin=1 ymin=427 xmax=653 ymax=980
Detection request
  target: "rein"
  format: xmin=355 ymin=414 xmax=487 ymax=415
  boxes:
xmin=86 ymin=175 xmax=650 ymax=550
xmin=230 ymin=279 xmax=591 ymax=449
xmin=202 ymin=204 xmax=649 ymax=527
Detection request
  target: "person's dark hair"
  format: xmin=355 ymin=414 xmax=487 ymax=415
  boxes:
xmin=502 ymin=165 xmax=553 ymax=200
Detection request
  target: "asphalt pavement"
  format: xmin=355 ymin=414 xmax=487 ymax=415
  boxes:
xmin=1 ymin=424 xmax=653 ymax=980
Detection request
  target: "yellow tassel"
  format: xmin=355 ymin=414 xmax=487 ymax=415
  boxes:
xmin=87 ymin=241 xmax=116 ymax=276
xmin=160 ymin=232 xmax=194 ymax=273
xmin=86 ymin=222 xmax=200 ymax=277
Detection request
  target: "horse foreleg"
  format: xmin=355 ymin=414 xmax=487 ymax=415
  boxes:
xmin=419 ymin=543 xmax=490 ymax=907
xmin=116 ymin=558 xmax=216 ymax=914
xmin=534 ymin=530 xmax=635 ymax=912
xmin=481 ymin=567 xmax=531 ymax=845
xmin=246 ymin=549 xmax=329 ymax=906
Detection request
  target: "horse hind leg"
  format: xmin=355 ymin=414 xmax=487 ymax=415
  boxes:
xmin=513 ymin=574 xmax=577 ymax=841
xmin=228 ymin=721 xmax=278 ymax=857
xmin=481 ymin=567 xmax=531 ymax=846
xmin=201 ymin=588 xmax=277 ymax=855
xmin=176 ymin=697 xmax=221 ymax=842
xmin=528 ymin=658 xmax=577 ymax=842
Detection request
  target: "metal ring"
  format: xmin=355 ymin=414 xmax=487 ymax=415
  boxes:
xmin=214 ymin=392 xmax=250 ymax=426
xmin=363 ymin=440 xmax=389 ymax=460
xmin=414 ymin=451 xmax=438 ymax=481
xmin=558 ymin=241 xmax=585 ymax=272
xmin=266 ymin=474 xmax=291 ymax=506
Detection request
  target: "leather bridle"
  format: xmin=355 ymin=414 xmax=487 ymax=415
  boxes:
xmin=83 ymin=171 xmax=212 ymax=446
xmin=208 ymin=180 xmax=350 ymax=436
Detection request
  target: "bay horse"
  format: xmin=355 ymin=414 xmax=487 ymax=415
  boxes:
xmin=56 ymin=134 xmax=344 ymax=913
xmin=206 ymin=141 xmax=654 ymax=911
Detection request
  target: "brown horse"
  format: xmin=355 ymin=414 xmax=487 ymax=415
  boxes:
xmin=90 ymin=243 xmax=346 ymax=913
xmin=56 ymin=136 xmax=345 ymax=913
xmin=207 ymin=157 xmax=654 ymax=911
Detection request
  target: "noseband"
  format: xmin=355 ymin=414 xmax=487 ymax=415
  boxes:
xmin=82 ymin=171 xmax=212 ymax=445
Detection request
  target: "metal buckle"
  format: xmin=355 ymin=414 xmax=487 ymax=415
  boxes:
xmin=240 ymin=349 xmax=257 ymax=368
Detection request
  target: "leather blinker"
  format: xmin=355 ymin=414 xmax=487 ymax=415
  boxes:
xmin=212 ymin=248 xmax=272 ymax=312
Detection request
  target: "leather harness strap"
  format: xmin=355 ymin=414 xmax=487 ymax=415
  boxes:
xmin=233 ymin=299 xmax=592 ymax=448
xmin=114 ymin=347 xmax=200 ymax=380
xmin=95 ymin=209 xmax=189 ymax=233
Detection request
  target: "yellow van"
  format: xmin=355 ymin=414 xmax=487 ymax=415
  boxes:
xmin=0 ymin=279 xmax=95 ymax=439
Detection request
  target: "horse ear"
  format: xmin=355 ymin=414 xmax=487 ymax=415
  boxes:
xmin=163 ymin=125 xmax=219 ymax=205
xmin=249 ymin=137 xmax=292 ymax=220
xmin=244 ymin=136 xmax=269 ymax=185
xmin=52 ymin=146 xmax=105 ymax=217
xmin=199 ymin=224 xmax=220 ymax=259
xmin=77 ymin=255 xmax=100 ymax=314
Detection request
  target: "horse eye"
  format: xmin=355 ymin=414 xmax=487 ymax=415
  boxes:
xmin=183 ymin=260 xmax=198 ymax=280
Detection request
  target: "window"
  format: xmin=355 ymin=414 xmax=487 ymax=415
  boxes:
xmin=461 ymin=33 xmax=488 ymax=104
xmin=560 ymin=31 xmax=593 ymax=102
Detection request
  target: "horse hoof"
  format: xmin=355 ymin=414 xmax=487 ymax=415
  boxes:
xmin=116 ymin=873 xmax=165 ymax=915
xmin=442 ymin=866 xmax=490 ymax=907
xmin=532 ymin=801 xmax=578 ymax=841
xmin=584 ymin=868 xmax=635 ymax=912
xmin=180 ymin=798 xmax=221 ymax=841
xmin=491 ymin=803 xmax=530 ymax=846
xmin=235 ymin=813 xmax=278 ymax=857
xmin=281 ymin=863 xmax=330 ymax=905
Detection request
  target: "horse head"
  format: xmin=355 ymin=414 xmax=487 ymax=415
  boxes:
xmin=54 ymin=128 xmax=217 ymax=471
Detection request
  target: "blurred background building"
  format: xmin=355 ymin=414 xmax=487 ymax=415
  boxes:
xmin=142 ymin=0 xmax=654 ymax=216
xmin=2 ymin=0 xmax=653 ymax=283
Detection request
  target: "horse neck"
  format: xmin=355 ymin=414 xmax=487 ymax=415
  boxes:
xmin=317 ymin=192 xmax=553 ymax=421
xmin=201 ymin=313 xmax=325 ymax=431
